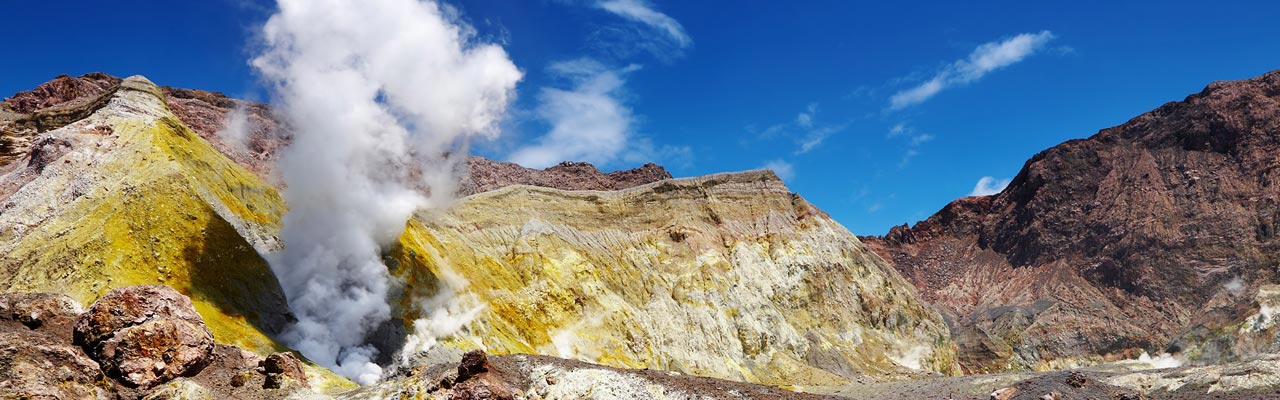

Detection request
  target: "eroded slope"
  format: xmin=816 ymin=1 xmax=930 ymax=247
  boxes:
xmin=390 ymin=171 xmax=960 ymax=387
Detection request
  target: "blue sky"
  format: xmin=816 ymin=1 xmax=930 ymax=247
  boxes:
xmin=4 ymin=1 xmax=1280 ymax=235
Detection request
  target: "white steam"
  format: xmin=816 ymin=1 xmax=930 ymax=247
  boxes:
xmin=1137 ymin=351 xmax=1184 ymax=369
xmin=889 ymin=345 xmax=931 ymax=370
xmin=253 ymin=0 xmax=521 ymax=384
xmin=396 ymin=265 xmax=486 ymax=367
xmin=215 ymin=104 xmax=251 ymax=152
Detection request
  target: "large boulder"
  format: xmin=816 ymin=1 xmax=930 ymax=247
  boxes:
xmin=73 ymin=285 xmax=215 ymax=388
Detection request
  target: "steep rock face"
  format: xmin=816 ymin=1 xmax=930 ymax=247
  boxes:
xmin=862 ymin=69 xmax=1280 ymax=372
xmin=390 ymin=171 xmax=959 ymax=387
xmin=0 ymin=76 xmax=292 ymax=354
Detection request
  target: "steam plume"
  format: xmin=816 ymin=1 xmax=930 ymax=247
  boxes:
xmin=252 ymin=0 xmax=521 ymax=384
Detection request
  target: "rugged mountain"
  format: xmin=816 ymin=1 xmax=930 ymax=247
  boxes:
xmin=862 ymin=69 xmax=1280 ymax=372
xmin=389 ymin=171 xmax=959 ymax=387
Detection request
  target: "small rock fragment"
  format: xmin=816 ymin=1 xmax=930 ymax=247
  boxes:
xmin=990 ymin=387 xmax=1017 ymax=400
xmin=261 ymin=352 xmax=309 ymax=389
xmin=456 ymin=350 xmax=489 ymax=382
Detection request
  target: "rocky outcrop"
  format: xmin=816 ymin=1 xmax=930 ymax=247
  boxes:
xmin=460 ymin=157 xmax=672 ymax=195
xmin=862 ymin=69 xmax=1280 ymax=372
xmin=1 ymin=286 xmax=340 ymax=399
xmin=390 ymin=170 xmax=959 ymax=387
xmin=74 ymin=286 xmax=215 ymax=388
xmin=0 ymin=293 xmax=111 ymax=399
xmin=0 ymin=73 xmax=121 ymax=166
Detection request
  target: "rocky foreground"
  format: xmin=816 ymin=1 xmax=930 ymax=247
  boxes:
xmin=9 ymin=285 xmax=1280 ymax=399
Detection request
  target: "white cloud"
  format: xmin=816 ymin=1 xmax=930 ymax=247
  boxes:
xmin=910 ymin=133 xmax=934 ymax=146
xmin=888 ymin=122 xmax=908 ymax=137
xmin=753 ymin=103 xmax=845 ymax=154
xmin=797 ymin=125 xmax=844 ymax=154
xmin=596 ymin=0 xmax=691 ymax=48
xmin=509 ymin=59 xmax=640 ymax=169
xmin=576 ymin=0 xmax=692 ymax=61
xmin=890 ymin=31 xmax=1055 ymax=110
xmin=796 ymin=103 xmax=817 ymax=128
xmin=899 ymin=149 xmax=920 ymax=168
xmin=762 ymin=159 xmax=794 ymax=182
xmin=970 ymin=176 xmax=1012 ymax=196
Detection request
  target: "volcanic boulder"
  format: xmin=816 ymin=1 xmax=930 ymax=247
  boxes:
xmin=73 ymin=285 xmax=215 ymax=388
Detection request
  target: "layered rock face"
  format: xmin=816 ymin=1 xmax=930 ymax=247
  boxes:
xmin=390 ymin=171 xmax=959 ymax=387
xmin=862 ymin=69 xmax=1280 ymax=372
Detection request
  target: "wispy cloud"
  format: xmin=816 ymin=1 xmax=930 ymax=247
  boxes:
xmin=889 ymin=30 xmax=1055 ymax=110
xmin=597 ymin=0 xmax=691 ymax=48
xmin=762 ymin=159 xmax=795 ymax=182
xmin=753 ymin=103 xmax=847 ymax=154
xmin=582 ymin=0 xmax=692 ymax=61
xmin=970 ymin=176 xmax=1012 ymax=196
xmin=509 ymin=59 xmax=640 ymax=168
xmin=886 ymin=122 xmax=934 ymax=168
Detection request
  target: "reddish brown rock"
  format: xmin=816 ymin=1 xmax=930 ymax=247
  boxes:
xmin=0 ymin=292 xmax=83 ymax=340
xmin=862 ymin=69 xmax=1280 ymax=371
xmin=74 ymin=285 xmax=215 ymax=388
xmin=460 ymin=157 xmax=672 ymax=195
xmin=73 ymin=285 xmax=209 ymax=348
xmin=455 ymin=350 xmax=489 ymax=383
xmin=0 ymin=328 xmax=113 ymax=399
xmin=260 ymin=352 xmax=308 ymax=389
xmin=1 ymin=72 xmax=121 ymax=167
xmin=2 ymin=73 xmax=120 ymax=114
xmin=97 ymin=319 xmax=215 ymax=388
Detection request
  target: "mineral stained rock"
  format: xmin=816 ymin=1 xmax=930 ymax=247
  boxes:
xmin=862 ymin=69 xmax=1280 ymax=372
xmin=390 ymin=170 xmax=960 ymax=386
xmin=74 ymin=285 xmax=215 ymax=388
xmin=0 ymin=75 xmax=293 ymax=356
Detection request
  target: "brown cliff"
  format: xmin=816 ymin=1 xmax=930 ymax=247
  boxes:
xmin=863 ymin=69 xmax=1280 ymax=372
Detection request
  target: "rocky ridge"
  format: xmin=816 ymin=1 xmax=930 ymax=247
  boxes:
xmin=862 ymin=69 xmax=1280 ymax=372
